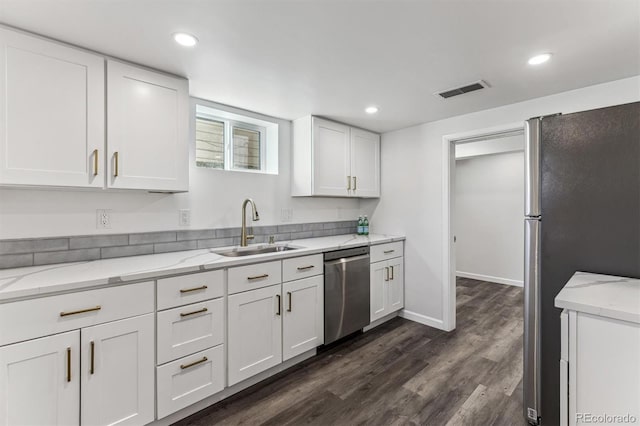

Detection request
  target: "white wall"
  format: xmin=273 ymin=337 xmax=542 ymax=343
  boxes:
xmin=455 ymin=150 xmax=524 ymax=286
xmin=365 ymin=76 xmax=640 ymax=329
xmin=0 ymin=101 xmax=362 ymax=239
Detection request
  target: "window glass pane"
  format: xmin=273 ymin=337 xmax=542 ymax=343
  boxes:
xmin=233 ymin=127 xmax=261 ymax=170
xmin=195 ymin=117 xmax=224 ymax=169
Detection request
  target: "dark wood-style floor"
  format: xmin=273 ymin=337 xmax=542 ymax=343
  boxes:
xmin=176 ymin=278 xmax=527 ymax=426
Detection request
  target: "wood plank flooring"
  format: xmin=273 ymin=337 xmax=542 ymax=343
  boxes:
xmin=175 ymin=278 xmax=527 ymax=426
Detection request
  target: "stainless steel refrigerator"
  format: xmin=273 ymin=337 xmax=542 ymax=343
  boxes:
xmin=523 ymin=102 xmax=640 ymax=425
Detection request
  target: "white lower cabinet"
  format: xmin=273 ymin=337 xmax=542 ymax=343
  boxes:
xmin=282 ymin=275 xmax=324 ymax=361
xmin=370 ymin=257 xmax=404 ymax=322
xmin=156 ymin=345 xmax=225 ymax=420
xmin=81 ymin=314 xmax=155 ymax=426
xmin=227 ymin=284 xmax=282 ymax=386
xmin=0 ymin=330 xmax=80 ymax=426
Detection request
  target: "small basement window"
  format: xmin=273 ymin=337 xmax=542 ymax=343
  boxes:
xmin=195 ymin=102 xmax=278 ymax=174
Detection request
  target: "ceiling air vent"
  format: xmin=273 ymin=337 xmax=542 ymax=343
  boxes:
xmin=435 ymin=80 xmax=490 ymax=99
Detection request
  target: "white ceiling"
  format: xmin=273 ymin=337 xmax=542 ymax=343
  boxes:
xmin=0 ymin=0 xmax=638 ymax=133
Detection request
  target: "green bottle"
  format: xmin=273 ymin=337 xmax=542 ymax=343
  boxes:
xmin=357 ymin=216 xmax=364 ymax=235
xmin=363 ymin=215 xmax=369 ymax=235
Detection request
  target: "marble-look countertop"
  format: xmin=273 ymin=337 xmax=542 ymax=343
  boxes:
xmin=0 ymin=234 xmax=404 ymax=302
xmin=555 ymin=271 xmax=640 ymax=324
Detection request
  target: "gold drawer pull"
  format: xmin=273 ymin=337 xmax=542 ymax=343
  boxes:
xmin=247 ymin=274 xmax=269 ymax=280
xmin=390 ymin=265 xmax=395 ymax=280
xmin=180 ymin=356 xmax=208 ymax=370
xmin=384 ymin=250 xmax=395 ymax=254
xmin=347 ymin=175 xmax=351 ymax=190
xmin=113 ymin=152 xmax=119 ymax=177
xmin=66 ymin=347 xmax=71 ymax=382
xmin=60 ymin=306 xmax=102 ymax=317
xmin=385 ymin=267 xmax=389 ymax=282
xmin=276 ymin=294 xmax=281 ymax=316
xmin=296 ymin=265 xmax=315 ymax=271
xmin=90 ymin=341 xmax=95 ymax=375
xmin=180 ymin=307 xmax=208 ymax=317
xmin=92 ymin=149 xmax=99 ymax=176
xmin=287 ymin=292 xmax=292 ymax=312
xmin=180 ymin=285 xmax=208 ymax=293
xmin=353 ymin=176 xmax=357 ymax=191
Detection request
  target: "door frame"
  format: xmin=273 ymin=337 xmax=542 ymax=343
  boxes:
xmin=441 ymin=122 xmax=524 ymax=331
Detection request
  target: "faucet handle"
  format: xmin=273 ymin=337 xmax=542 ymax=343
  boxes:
xmin=268 ymin=235 xmax=275 ymax=244
xmin=246 ymin=235 xmax=254 ymax=241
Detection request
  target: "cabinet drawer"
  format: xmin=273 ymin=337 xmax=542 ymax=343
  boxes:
xmin=228 ymin=261 xmax=282 ymax=295
xmin=282 ymin=254 xmax=323 ymax=282
xmin=157 ymin=299 xmax=224 ymax=365
xmin=156 ymin=345 xmax=224 ymax=419
xmin=0 ymin=282 xmax=154 ymax=346
xmin=370 ymin=241 xmax=403 ymax=263
xmin=157 ymin=270 xmax=224 ymax=310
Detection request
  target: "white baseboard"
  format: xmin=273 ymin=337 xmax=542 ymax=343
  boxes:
xmin=456 ymin=271 xmax=523 ymax=287
xmin=400 ymin=309 xmax=446 ymax=330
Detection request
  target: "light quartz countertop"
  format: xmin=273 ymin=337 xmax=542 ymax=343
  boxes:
xmin=0 ymin=234 xmax=404 ymax=302
xmin=555 ymin=271 xmax=640 ymax=324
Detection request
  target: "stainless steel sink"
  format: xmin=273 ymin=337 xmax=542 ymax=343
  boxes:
xmin=213 ymin=244 xmax=299 ymax=257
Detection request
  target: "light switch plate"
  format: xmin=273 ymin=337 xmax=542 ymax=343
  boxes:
xmin=179 ymin=209 xmax=191 ymax=226
xmin=281 ymin=208 xmax=293 ymax=222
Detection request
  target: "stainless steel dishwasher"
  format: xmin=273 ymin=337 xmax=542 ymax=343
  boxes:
xmin=324 ymin=246 xmax=370 ymax=344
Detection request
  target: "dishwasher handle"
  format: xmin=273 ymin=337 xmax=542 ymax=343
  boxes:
xmin=323 ymin=254 xmax=370 ymax=266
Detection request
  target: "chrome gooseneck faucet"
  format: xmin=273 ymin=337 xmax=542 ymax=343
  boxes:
xmin=241 ymin=198 xmax=260 ymax=247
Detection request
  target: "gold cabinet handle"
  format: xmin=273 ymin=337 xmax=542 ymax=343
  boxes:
xmin=180 ymin=356 xmax=208 ymax=370
xmin=347 ymin=175 xmax=351 ymax=190
xmin=179 ymin=285 xmax=208 ymax=293
xmin=180 ymin=307 xmax=208 ymax=317
xmin=60 ymin=306 xmax=101 ymax=317
xmin=296 ymin=265 xmax=315 ymax=271
xmin=113 ymin=152 xmax=119 ymax=177
xmin=276 ymin=294 xmax=281 ymax=316
xmin=287 ymin=292 xmax=292 ymax=312
xmin=390 ymin=265 xmax=394 ymax=280
xmin=92 ymin=149 xmax=99 ymax=176
xmin=384 ymin=267 xmax=389 ymax=281
xmin=66 ymin=347 xmax=71 ymax=382
xmin=90 ymin=341 xmax=95 ymax=375
xmin=247 ymin=274 xmax=269 ymax=280
xmin=384 ymin=250 xmax=395 ymax=254
xmin=353 ymin=176 xmax=357 ymax=191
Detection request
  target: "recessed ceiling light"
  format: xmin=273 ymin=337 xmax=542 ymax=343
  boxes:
xmin=365 ymin=106 xmax=379 ymax=114
xmin=173 ymin=32 xmax=198 ymax=47
xmin=528 ymin=53 xmax=552 ymax=65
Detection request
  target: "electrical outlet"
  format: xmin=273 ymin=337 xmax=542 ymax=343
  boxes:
xmin=179 ymin=209 xmax=191 ymax=226
xmin=281 ymin=208 xmax=293 ymax=222
xmin=96 ymin=209 xmax=112 ymax=229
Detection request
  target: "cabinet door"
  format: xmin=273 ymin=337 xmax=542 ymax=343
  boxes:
xmin=350 ymin=128 xmax=380 ymax=198
xmin=0 ymin=330 xmax=80 ymax=426
xmin=228 ymin=285 xmax=282 ymax=385
xmin=387 ymin=259 xmax=404 ymax=313
xmin=0 ymin=28 xmax=104 ymax=187
xmin=107 ymin=60 xmax=189 ymax=191
xmin=370 ymin=261 xmax=388 ymax=321
xmin=312 ymin=117 xmax=351 ymax=196
xmin=81 ymin=314 xmax=154 ymax=426
xmin=283 ymin=275 xmax=324 ymax=361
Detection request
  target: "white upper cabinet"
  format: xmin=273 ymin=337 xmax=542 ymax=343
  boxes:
xmin=0 ymin=28 xmax=105 ymax=188
xmin=350 ymin=128 xmax=380 ymax=197
xmin=292 ymin=116 xmax=380 ymax=198
xmin=107 ymin=60 xmax=189 ymax=192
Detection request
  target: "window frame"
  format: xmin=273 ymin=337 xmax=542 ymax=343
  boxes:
xmin=227 ymin=119 xmax=267 ymax=172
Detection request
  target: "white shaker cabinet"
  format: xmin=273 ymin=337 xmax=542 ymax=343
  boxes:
xmin=107 ymin=60 xmax=189 ymax=192
xmin=81 ymin=314 xmax=155 ymax=426
xmin=349 ymin=127 xmax=380 ymax=198
xmin=292 ymin=116 xmax=380 ymax=198
xmin=0 ymin=330 xmax=80 ymax=426
xmin=227 ymin=284 xmax=283 ymax=386
xmin=370 ymin=243 xmax=404 ymax=322
xmin=282 ymin=275 xmax=324 ymax=361
xmin=0 ymin=28 xmax=105 ymax=188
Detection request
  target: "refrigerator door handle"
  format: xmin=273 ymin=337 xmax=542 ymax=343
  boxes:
xmin=525 ymin=118 xmax=541 ymax=217
xmin=524 ymin=218 xmax=542 ymax=425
